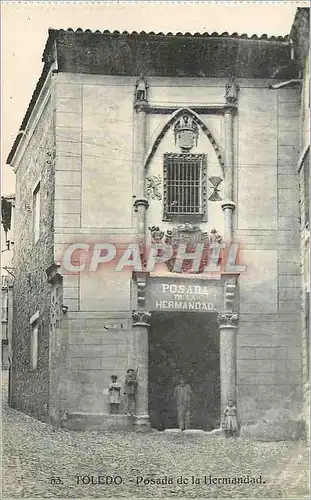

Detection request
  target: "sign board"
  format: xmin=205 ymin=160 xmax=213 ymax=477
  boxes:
xmin=146 ymin=277 xmax=224 ymax=312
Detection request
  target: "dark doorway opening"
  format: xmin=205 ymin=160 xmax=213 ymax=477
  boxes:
xmin=148 ymin=311 xmax=220 ymax=431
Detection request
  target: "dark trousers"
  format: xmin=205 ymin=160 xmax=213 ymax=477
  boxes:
xmin=125 ymin=394 xmax=136 ymax=415
xmin=177 ymin=407 xmax=190 ymax=430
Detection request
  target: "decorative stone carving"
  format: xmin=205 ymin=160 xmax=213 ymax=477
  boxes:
xmin=132 ymin=310 xmax=151 ymax=326
xmin=136 ymin=273 xmax=148 ymax=309
xmin=50 ymin=284 xmax=63 ymax=332
xmin=146 ymin=175 xmax=162 ymax=200
xmin=225 ymin=76 xmax=240 ymax=106
xmin=225 ymin=278 xmax=237 ymax=312
xmin=24 ymin=201 xmax=32 ymax=213
xmin=165 ymin=223 xmax=208 ymax=243
xmin=134 ymin=75 xmax=148 ymax=105
xmin=148 ymin=225 xmax=164 ymax=244
xmin=164 ymin=224 xmax=222 ymax=273
xmin=210 ymin=228 xmax=223 ymax=245
xmin=46 ymin=263 xmax=63 ymax=286
xmin=217 ymin=313 xmax=239 ymax=327
xmin=47 ymin=263 xmax=64 ymax=332
xmin=144 ymin=108 xmax=225 ymax=176
xmin=46 ymin=148 xmax=56 ymax=165
xmin=174 ymin=113 xmax=199 ymax=150
xmin=208 ymin=176 xmax=223 ymax=201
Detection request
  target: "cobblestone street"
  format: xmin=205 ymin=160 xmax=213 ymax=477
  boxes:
xmin=2 ymin=375 xmax=309 ymax=499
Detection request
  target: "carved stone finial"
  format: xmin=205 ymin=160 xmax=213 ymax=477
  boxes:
xmin=217 ymin=312 xmax=239 ymax=327
xmin=134 ymin=75 xmax=148 ymax=105
xmin=225 ymin=76 xmax=240 ymax=106
xmin=132 ymin=310 xmax=151 ymax=326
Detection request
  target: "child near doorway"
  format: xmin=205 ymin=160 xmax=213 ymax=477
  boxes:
xmin=124 ymin=368 xmax=138 ymax=416
xmin=108 ymin=375 xmax=121 ymax=414
xmin=223 ymin=398 xmax=238 ymax=437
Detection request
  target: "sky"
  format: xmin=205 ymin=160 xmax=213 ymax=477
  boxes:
xmin=1 ymin=0 xmax=308 ymax=195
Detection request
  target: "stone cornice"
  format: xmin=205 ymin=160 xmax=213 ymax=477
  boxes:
xmin=146 ymin=104 xmax=227 ymax=115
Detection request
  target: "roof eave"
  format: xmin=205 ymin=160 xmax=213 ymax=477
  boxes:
xmin=6 ymin=61 xmax=53 ymax=166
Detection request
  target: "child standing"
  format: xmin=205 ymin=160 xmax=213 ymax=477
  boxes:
xmin=108 ymin=375 xmax=121 ymax=414
xmin=223 ymin=398 xmax=238 ymax=437
xmin=124 ymin=368 xmax=138 ymax=416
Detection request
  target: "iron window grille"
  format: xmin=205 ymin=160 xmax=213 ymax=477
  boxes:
xmin=163 ymin=153 xmax=207 ymax=220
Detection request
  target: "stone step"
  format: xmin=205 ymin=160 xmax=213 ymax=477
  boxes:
xmin=62 ymin=412 xmax=134 ymax=431
xmin=163 ymin=427 xmax=225 ymax=437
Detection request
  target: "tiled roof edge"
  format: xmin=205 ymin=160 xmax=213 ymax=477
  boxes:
xmin=47 ymin=27 xmax=289 ymax=39
xmin=43 ymin=27 xmax=289 ymax=62
xmin=8 ymin=27 xmax=291 ymax=165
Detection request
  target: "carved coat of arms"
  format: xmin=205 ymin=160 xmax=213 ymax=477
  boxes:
xmin=160 ymin=224 xmax=222 ymax=273
xmin=174 ymin=114 xmax=199 ymax=151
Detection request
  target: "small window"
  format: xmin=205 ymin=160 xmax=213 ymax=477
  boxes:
xmin=163 ymin=153 xmax=206 ymax=218
xmin=30 ymin=312 xmax=39 ymax=370
xmin=33 ymin=182 xmax=41 ymax=242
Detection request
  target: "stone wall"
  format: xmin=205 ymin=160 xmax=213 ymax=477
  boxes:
xmin=146 ymin=78 xmax=225 ymax=245
xmin=11 ymin=98 xmax=55 ymax=420
xmin=54 ymin=73 xmax=137 ymax=314
xmin=52 ymin=72 xmax=303 ymax=426
xmin=236 ymin=85 xmax=302 ymax=424
xmin=299 ymin=54 xmax=310 ymax=433
xmin=300 ymin=152 xmax=309 ymax=431
xmin=52 ymin=73 xmax=225 ymax=419
xmin=63 ymin=313 xmax=132 ymax=416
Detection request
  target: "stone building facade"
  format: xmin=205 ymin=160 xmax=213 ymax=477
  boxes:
xmin=290 ymin=7 xmax=310 ymax=435
xmin=1 ymin=194 xmax=15 ymax=370
xmin=7 ymin=16 xmax=309 ymax=436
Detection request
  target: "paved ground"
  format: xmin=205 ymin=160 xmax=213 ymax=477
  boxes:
xmin=2 ymin=381 xmax=309 ymax=499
